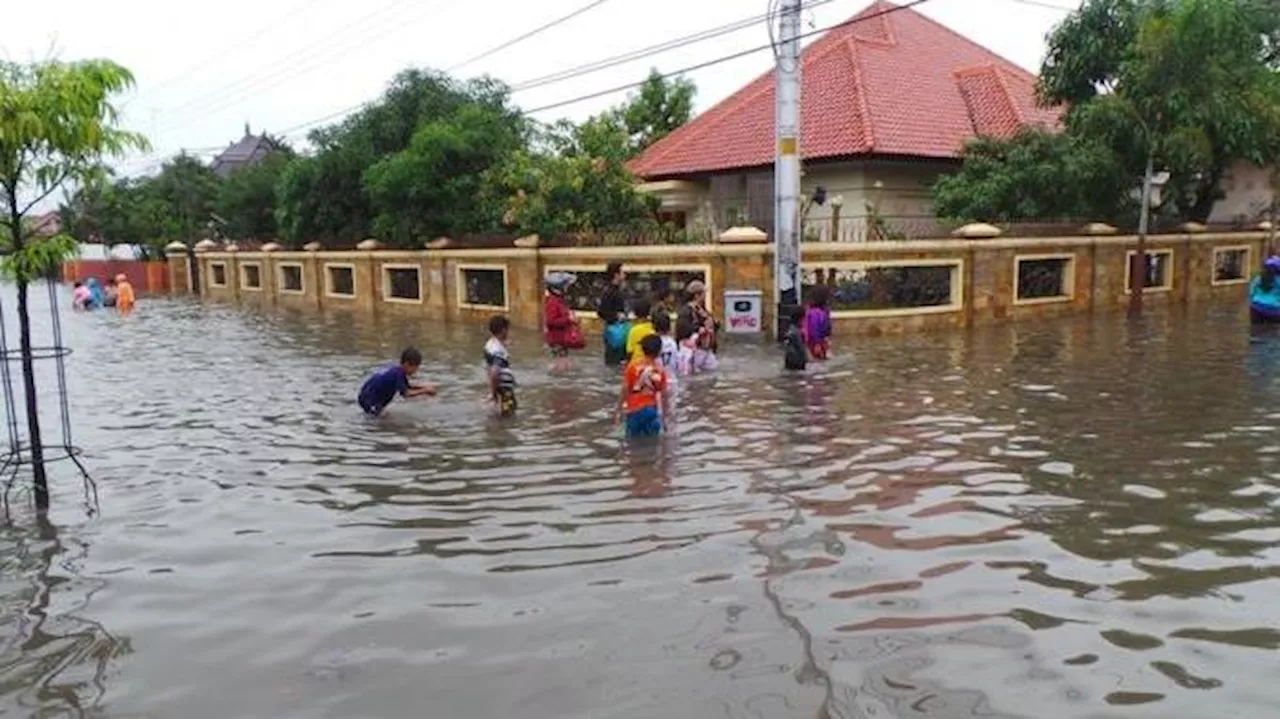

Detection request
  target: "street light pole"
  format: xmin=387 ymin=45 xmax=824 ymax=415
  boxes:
xmin=773 ymin=0 xmax=802 ymax=338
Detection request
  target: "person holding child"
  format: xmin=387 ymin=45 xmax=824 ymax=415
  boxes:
xmin=677 ymin=280 xmax=718 ymax=372
xmin=597 ymin=261 xmax=630 ymax=366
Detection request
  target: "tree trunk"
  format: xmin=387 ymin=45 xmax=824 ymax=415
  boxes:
xmin=7 ymin=199 xmax=49 ymax=511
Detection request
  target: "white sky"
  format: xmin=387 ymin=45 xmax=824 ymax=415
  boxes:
xmin=1 ymin=0 xmax=1081 ymax=179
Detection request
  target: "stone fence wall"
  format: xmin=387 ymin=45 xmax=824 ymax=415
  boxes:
xmin=167 ymin=229 xmax=1270 ymax=336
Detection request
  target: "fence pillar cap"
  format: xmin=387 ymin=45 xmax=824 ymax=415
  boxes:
xmin=514 ymin=234 xmax=540 ymax=248
xmin=356 ymin=238 xmax=382 ymax=251
xmin=1081 ymin=222 xmax=1118 ymax=236
xmin=164 ymin=241 xmax=188 ymax=254
xmin=224 ymin=242 xmax=240 ymax=253
xmin=951 ymin=222 xmax=1002 ymax=239
xmin=261 ymin=242 xmax=282 ymax=252
xmin=1258 ymin=220 xmax=1274 ymax=231
xmin=425 ymin=237 xmax=453 ymax=250
xmin=193 ymin=239 xmax=218 ymax=253
xmin=719 ymin=226 xmax=768 ymax=244
xmin=302 ymin=241 xmax=322 ymax=252
xmin=1179 ymin=221 xmax=1208 ymax=233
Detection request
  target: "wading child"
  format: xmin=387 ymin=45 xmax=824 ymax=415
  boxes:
xmin=358 ymin=347 xmax=436 ymax=416
xmin=625 ymin=297 xmax=657 ymax=362
xmin=115 ymin=273 xmax=136 ymax=313
xmin=784 ymin=306 xmax=808 ymax=371
xmin=804 ymin=285 xmax=832 ymax=360
xmin=618 ymin=334 xmax=668 ymax=438
xmin=653 ymin=311 xmax=679 ymax=379
xmin=485 ymin=315 xmax=518 ymax=417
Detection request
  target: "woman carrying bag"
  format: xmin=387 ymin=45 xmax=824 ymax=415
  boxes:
xmin=598 ymin=261 xmax=630 ymax=366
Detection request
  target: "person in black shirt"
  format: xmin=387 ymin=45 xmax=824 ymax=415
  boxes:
xmin=598 ymin=261 xmax=629 ymax=366
xmin=784 ymin=306 xmax=807 ymax=371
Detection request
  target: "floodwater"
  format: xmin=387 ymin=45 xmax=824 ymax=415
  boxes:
xmin=2 ymin=287 xmax=1280 ymax=718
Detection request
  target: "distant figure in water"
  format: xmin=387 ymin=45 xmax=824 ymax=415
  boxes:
xmin=85 ymin=277 xmax=104 ymax=309
xmin=784 ymin=306 xmax=808 ymax=371
xmin=72 ymin=281 xmax=92 ymax=310
xmin=357 ymin=347 xmax=436 ymax=417
xmin=803 ymin=285 xmax=833 ymax=360
xmin=104 ymin=278 xmax=119 ymax=308
xmin=485 ymin=315 xmax=517 ymax=417
xmin=1250 ymin=256 xmax=1280 ymax=324
xmin=115 ymin=274 xmax=136 ymax=313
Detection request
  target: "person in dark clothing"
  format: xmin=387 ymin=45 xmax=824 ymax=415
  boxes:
xmin=784 ymin=307 xmax=808 ymax=371
xmin=598 ymin=261 xmax=629 ymax=365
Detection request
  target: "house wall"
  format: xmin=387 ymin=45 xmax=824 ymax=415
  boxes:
xmin=178 ymin=230 xmax=1264 ymax=339
xmin=1211 ymin=161 xmax=1275 ymax=226
xmin=646 ymin=159 xmax=951 ymax=240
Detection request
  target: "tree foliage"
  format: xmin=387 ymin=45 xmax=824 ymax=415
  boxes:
xmin=276 ymin=70 xmax=526 ymax=247
xmin=933 ymin=128 xmax=1132 ymax=223
xmin=216 ymin=150 xmax=294 ymax=242
xmin=937 ymin=0 xmax=1280 ymax=224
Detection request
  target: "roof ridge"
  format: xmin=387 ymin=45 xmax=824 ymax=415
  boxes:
xmin=903 ymin=3 xmax=1040 ymax=82
xmin=845 ymin=37 xmax=875 ymax=152
xmin=848 ymin=0 xmax=898 ymax=46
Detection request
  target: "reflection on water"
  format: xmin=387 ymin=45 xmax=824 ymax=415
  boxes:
xmin=0 ymin=290 xmax=1278 ymax=717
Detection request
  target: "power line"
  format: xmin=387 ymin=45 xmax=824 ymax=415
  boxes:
xmin=275 ymin=0 xmax=841 ymax=139
xmin=140 ymin=0 xmax=328 ymax=99
xmin=157 ymin=0 xmax=428 ymax=131
xmin=522 ymin=0 xmax=933 ymax=115
xmin=448 ymin=0 xmax=615 ymax=73
xmin=1006 ymin=0 xmax=1076 ymax=11
xmin=510 ymin=0 xmax=838 ymax=93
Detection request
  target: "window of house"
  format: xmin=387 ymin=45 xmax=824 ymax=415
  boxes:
xmin=800 ymin=262 xmax=961 ymax=314
xmin=383 ymin=265 xmax=422 ymax=302
xmin=240 ymin=263 xmax=262 ymax=290
xmin=326 ymin=264 xmax=356 ymax=297
xmin=1015 ymin=255 xmax=1074 ymax=303
xmin=279 ymin=263 xmax=304 ymax=293
xmin=458 ymin=266 xmax=507 ymax=310
xmin=1212 ymin=246 xmax=1250 ymax=285
xmin=1125 ymin=249 xmax=1174 ymax=293
xmin=210 ymin=262 xmax=228 ymax=287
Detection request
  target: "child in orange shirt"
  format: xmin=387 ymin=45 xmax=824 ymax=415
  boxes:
xmin=617 ymin=334 xmax=668 ymax=438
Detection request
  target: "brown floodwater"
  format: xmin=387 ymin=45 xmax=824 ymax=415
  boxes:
xmin=2 ymin=288 xmax=1279 ymax=718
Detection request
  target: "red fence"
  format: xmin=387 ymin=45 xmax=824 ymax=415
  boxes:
xmin=61 ymin=260 xmax=169 ymax=294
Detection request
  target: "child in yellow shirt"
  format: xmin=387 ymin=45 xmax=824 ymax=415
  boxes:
xmin=624 ymin=297 xmax=656 ymax=362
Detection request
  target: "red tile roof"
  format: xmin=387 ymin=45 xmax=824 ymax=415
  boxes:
xmin=629 ymin=0 xmax=1063 ymax=179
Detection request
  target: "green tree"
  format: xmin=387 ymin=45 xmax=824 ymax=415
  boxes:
xmin=216 ymin=150 xmax=294 ymax=242
xmin=618 ymin=70 xmax=695 ymax=156
xmin=1040 ymin=0 xmax=1280 ymax=222
xmin=150 ymin=153 xmax=220 ymax=244
xmin=932 ymin=128 xmax=1133 ymax=224
xmin=0 ymin=59 xmax=147 ymax=509
xmin=276 ymin=69 xmax=525 ymax=247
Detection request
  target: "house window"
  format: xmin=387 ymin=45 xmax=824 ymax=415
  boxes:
xmin=1212 ymin=246 xmax=1251 ymax=285
xmin=240 ymin=262 xmax=262 ymax=290
xmin=800 ymin=261 xmax=962 ymax=315
xmin=1015 ymin=255 xmax=1074 ymax=304
xmin=279 ymin=263 xmax=304 ymax=293
xmin=383 ymin=265 xmax=422 ymax=303
xmin=210 ymin=262 xmax=228 ymax=288
xmin=458 ymin=265 xmax=508 ymax=310
xmin=325 ymin=264 xmax=356 ymax=297
xmin=1125 ymin=249 xmax=1174 ymax=293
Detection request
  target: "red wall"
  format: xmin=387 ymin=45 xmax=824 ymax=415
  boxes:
xmin=62 ymin=260 xmax=170 ymax=293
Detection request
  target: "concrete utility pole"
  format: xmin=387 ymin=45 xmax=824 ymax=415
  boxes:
xmin=773 ymin=0 xmax=803 ymax=336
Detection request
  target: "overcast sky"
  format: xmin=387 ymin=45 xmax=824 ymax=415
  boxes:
xmin=2 ymin=0 xmax=1081 ymax=178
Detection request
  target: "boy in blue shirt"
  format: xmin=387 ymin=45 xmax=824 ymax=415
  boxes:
xmin=357 ymin=347 xmax=436 ymax=416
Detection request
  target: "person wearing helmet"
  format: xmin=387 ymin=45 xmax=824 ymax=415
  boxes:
xmin=544 ymin=272 xmax=583 ymax=367
xmin=1250 ymin=255 xmax=1280 ymax=323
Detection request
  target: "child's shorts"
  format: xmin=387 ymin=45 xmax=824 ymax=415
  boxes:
xmin=359 ymin=400 xmax=385 ymax=417
xmin=625 ymin=406 xmax=662 ymax=437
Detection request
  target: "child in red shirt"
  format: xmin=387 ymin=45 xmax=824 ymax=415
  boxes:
xmin=617 ymin=334 xmax=668 ymax=437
